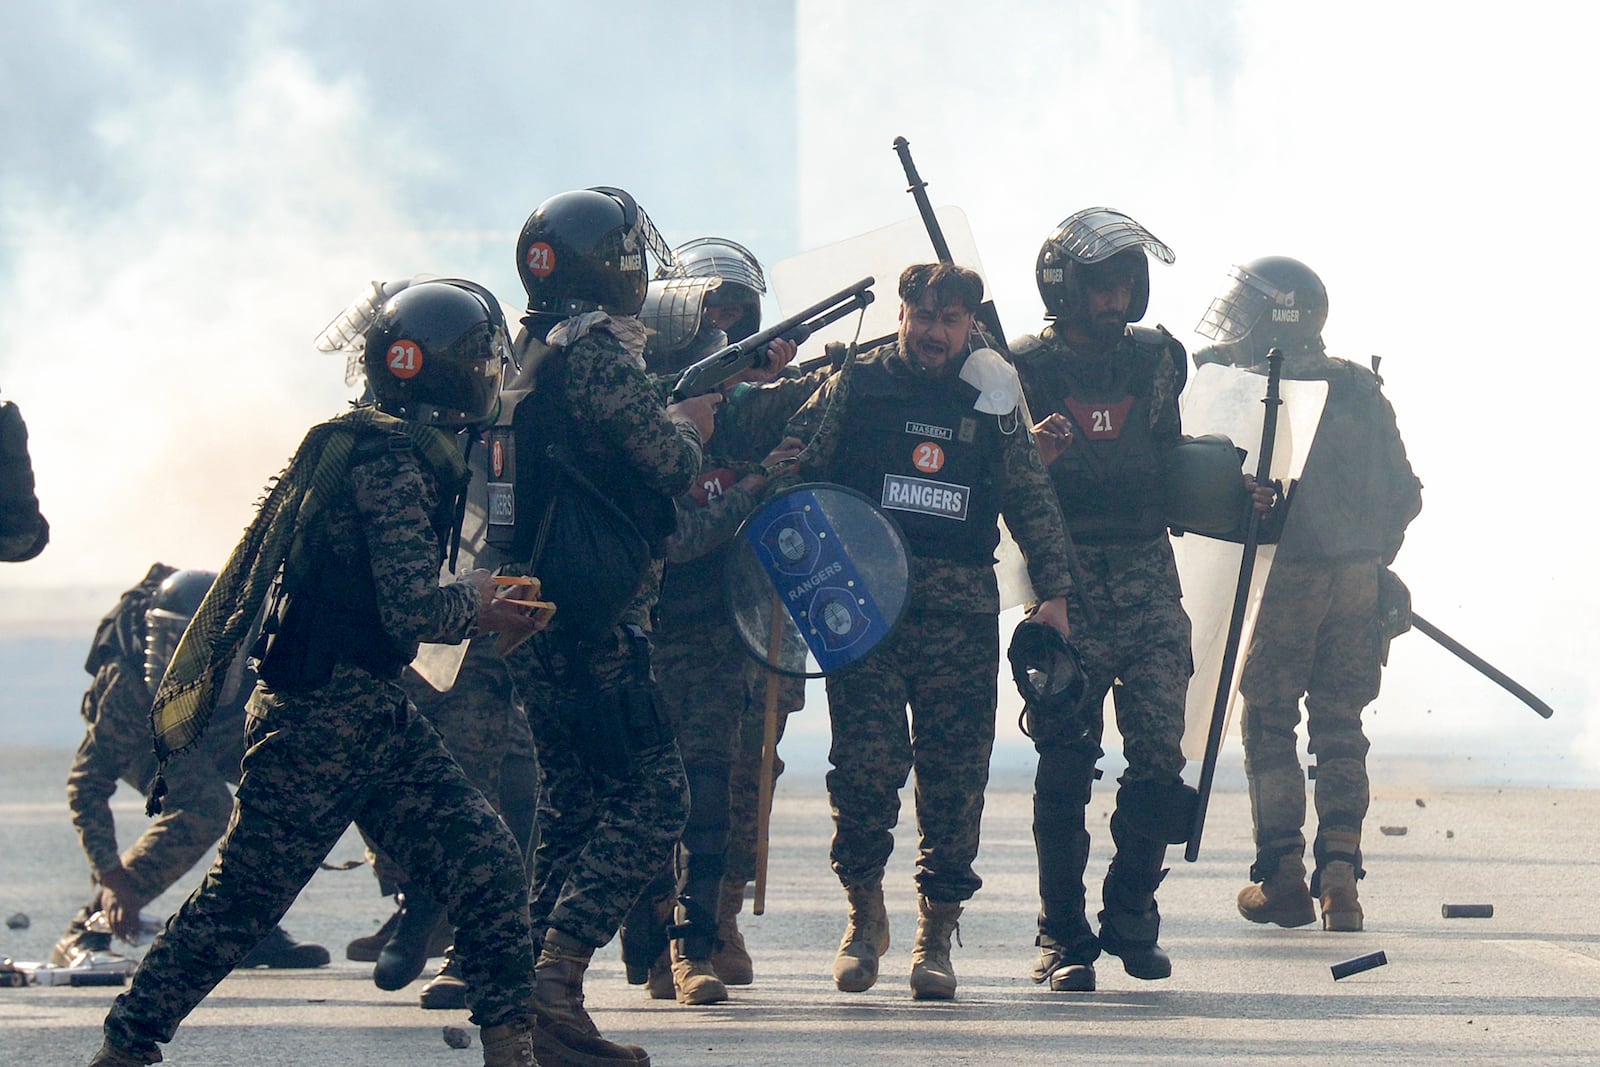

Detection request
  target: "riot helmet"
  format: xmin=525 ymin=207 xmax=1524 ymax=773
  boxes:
xmin=144 ymin=569 xmax=216 ymax=692
xmin=362 ymin=279 xmax=509 ymax=428
xmin=663 ymin=237 xmax=767 ymax=342
xmin=1195 ymin=256 xmax=1329 ymax=360
xmin=517 ymin=186 xmax=673 ymax=318
xmin=1036 ymin=207 xmax=1175 ymax=325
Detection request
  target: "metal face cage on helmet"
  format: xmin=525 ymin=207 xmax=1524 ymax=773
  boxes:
xmin=517 ymin=186 xmax=674 ymax=318
xmin=362 ymin=279 xmax=509 ymax=428
xmin=1036 ymin=207 xmax=1175 ymax=323
xmin=144 ymin=569 xmax=217 ymax=692
xmin=657 ymin=236 xmax=768 ymax=344
xmin=1195 ymin=256 xmax=1329 ymax=349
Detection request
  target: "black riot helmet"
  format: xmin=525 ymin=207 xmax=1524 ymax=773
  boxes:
xmin=362 ymin=279 xmax=509 ymax=428
xmin=144 ymin=569 xmax=216 ymax=692
xmin=1195 ymin=256 xmax=1329 ymax=362
xmin=1008 ymin=619 xmax=1088 ymax=724
xmin=1036 ymin=207 xmax=1175 ymax=324
xmin=663 ymin=236 xmax=767 ymax=342
xmin=517 ymin=186 xmax=674 ymax=318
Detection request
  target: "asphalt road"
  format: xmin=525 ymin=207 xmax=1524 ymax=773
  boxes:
xmin=4 ymin=745 xmax=1598 ymax=1066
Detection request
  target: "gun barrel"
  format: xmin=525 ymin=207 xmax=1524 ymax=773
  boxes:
xmin=672 ymin=277 xmax=874 ymax=400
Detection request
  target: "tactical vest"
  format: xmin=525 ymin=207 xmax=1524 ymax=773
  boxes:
xmin=257 ymin=430 xmax=464 ymax=688
xmin=1014 ymin=327 xmax=1172 ymax=544
xmin=829 ymin=353 xmax=1004 ymax=565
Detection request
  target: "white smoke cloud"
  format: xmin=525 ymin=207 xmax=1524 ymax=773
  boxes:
xmin=794 ymin=0 xmax=1599 ymax=780
xmin=1 ymin=30 xmax=443 ymax=591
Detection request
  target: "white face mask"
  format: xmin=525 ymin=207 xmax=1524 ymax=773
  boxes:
xmin=959 ymin=347 xmax=1022 ymax=415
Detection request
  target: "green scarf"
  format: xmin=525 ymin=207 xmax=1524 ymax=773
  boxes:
xmin=145 ymin=407 xmax=466 ymax=812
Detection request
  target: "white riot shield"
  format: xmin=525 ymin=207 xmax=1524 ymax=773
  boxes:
xmin=1175 ymin=364 xmax=1328 ymax=758
xmin=770 ymin=207 xmax=990 ymax=353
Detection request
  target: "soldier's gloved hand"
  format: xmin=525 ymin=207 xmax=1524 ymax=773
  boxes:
xmin=97 ymin=866 xmax=143 ymax=942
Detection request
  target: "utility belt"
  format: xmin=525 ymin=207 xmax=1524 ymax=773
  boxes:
xmin=549 ymin=623 xmax=675 ymax=783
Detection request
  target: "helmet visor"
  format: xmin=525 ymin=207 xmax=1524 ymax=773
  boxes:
xmin=1046 ymin=207 xmax=1175 ymax=267
xmin=1195 ymin=264 xmax=1278 ymax=344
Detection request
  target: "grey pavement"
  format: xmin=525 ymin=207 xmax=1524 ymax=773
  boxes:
xmin=3 ymin=744 xmax=1599 ymax=1066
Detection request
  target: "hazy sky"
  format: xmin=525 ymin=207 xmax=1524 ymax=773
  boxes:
xmin=3 ymin=1 xmax=1594 ymax=776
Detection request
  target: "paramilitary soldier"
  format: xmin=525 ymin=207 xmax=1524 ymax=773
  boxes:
xmin=1010 ymin=207 xmax=1202 ymax=991
xmin=499 ymin=187 xmax=720 ymax=1067
xmin=56 ymin=565 xmax=326 ymax=973
xmin=1194 ymin=256 xmax=1422 ymax=933
xmin=316 ymin=278 xmax=541 ymax=1006
xmin=620 ymin=236 xmax=820 ymax=1005
xmin=770 ymin=262 xmax=1074 ymax=1001
xmin=90 ymin=279 xmax=545 ymax=1067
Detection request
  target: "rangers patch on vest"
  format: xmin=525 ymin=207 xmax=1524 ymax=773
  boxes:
xmin=1064 ymin=396 xmax=1136 ymax=441
xmin=905 ymin=420 xmax=953 ymax=440
xmin=881 ymin=474 xmax=969 ymax=520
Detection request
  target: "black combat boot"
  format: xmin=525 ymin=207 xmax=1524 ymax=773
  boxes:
xmin=1096 ymin=807 xmax=1173 ymax=981
xmin=238 ymin=925 xmax=331 ymax=969
xmin=1032 ymin=782 xmax=1098 ymax=991
xmin=374 ymin=892 xmax=448 ymax=990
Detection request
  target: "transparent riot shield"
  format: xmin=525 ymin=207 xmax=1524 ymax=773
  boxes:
xmin=769 ymin=206 xmax=990 ymax=353
xmin=1174 ymin=363 xmax=1328 ymax=758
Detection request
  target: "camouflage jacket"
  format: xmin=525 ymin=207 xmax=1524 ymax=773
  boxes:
xmin=549 ymin=325 xmax=704 ymax=627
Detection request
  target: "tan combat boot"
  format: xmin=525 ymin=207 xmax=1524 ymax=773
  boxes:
xmin=480 ymin=1020 xmax=537 ymax=1067
xmin=531 ymin=930 xmax=649 ymax=1066
xmin=1237 ymin=851 xmax=1316 ymax=928
xmin=1314 ymin=831 xmax=1365 ymax=932
xmin=709 ymin=877 xmax=753 ymax=985
xmin=669 ymin=927 xmax=729 ymax=1006
xmin=832 ymin=878 xmax=890 ymax=992
xmin=908 ymin=896 xmax=962 ymax=1001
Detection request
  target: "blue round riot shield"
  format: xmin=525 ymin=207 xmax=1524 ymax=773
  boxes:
xmin=725 ymin=482 xmax=912 ymax=678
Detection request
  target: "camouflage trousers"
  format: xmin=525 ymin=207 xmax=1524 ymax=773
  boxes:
xmin=1239 ymin=557 xmax=1380 ymax=857
xmin=1030 ymin=538 xmax=1190 ymax=938
xmin=103 ymin=666 xmax=534 ymax=1055
xmin=505 ymin=628 xmax=689 ymax=949
xmin=1046 ymin=538 xmax=1191 ymax=783
xmin=824 ymin=609 xmax=998 ymax=903
xmin=361 ymin=636 xmax=538 ymax=896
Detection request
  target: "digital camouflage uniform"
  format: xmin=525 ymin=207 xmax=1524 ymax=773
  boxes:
xmin=619 ymin=368 xmax=826 ymax=992
xmin=1225 ymin=346 xmax=1422 ymax=902
xmin=102 ymin=432 xmax=534 ymax=1059
xmin=500 ymin=321 xmax=701 ymax=954
xmin=784 ymin=341 xmax=1074 ymax=905
xmin=1012 ymin=323 xmax=1196 ymax=976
